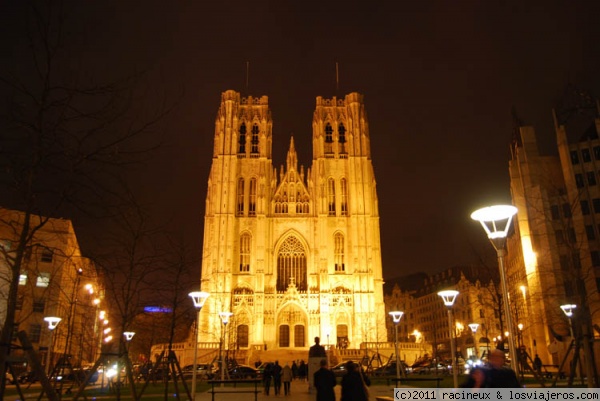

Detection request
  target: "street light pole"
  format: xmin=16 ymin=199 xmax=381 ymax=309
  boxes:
xmin=471 ymin=205 xmax=519 ymax=376
xmin=560 ymin=304 xmax=582 ymax=385
xmin=468 ymin=323 xmax=479 ymax=359
xmin=188 ymin=291 xmax=210 ymax=401
xmin=438 ymin=290 xmax=459 ymax=388
xmin=218 ymin=312 xmax=233 ymax=386
xmin=43 ymin=317 xmax=61 ymax=376
xmin=389 ymin=311 xmax=404 ymax=379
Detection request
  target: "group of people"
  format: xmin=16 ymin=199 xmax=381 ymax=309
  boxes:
xmin=314 ymin=359 xmax=371 ymax=401
xmin=310 ymin=336 xmax=370 ymax=401
xmin=262 ymin=361 xmax=294 ymax=396
xmin=462 ymin=349 xmax=522 ymax=388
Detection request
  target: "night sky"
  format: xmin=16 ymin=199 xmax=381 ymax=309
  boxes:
xmin=2 ymin=1 xmax=600 ymax=279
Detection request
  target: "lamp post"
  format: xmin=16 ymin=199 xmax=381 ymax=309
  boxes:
xmin=560 ymin=304 xmax=577 ymax=339
xmin=326 ymin=326 xmax=331 ymax=368
xmin=471 ymin=205 xmax=519 ymax=376
xmin=468 ymin=323 xmax=479 ymax=359
xmin=438 ymin=290 xmax=459 ymax=388
xmin=389 ymin=311 xmax=404 ymax=379
xmin=188 ymin=291 xmax=209 ymax=400
xmin=218 ymin=312 xmax=233 ymax=385
xmin=44 ymin=317 xmax=61 ymax=375
xmin=560 ymin=304 xmax=581 ymax=384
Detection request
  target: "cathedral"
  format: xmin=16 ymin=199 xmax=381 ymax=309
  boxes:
xmin=198 ymin=90 xmax=387 ymax=352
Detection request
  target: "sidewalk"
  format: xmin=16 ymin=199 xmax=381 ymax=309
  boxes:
xmin=197 ymin=382 xmax=397 ymax=401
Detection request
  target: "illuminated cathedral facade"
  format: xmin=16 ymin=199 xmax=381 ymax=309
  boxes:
xmin=198 ymin=90 xmax=387 ymax=351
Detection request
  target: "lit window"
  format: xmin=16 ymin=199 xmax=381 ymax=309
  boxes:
xmin=19 ymin=273 xmax=27 ymax=286
xmin=249 ymin=178 xmax=257 ymax=216
xmin=36 ymin=272 xmax=50 ymax=287
xmin=334 ymin=233 xmax=345 ymax=272
xmin=237 ymin=178 xmax=245 ymax=216
xmin=239 ymin=234 xmax=251 ymax=272
xmin=340 ymin=178 xmax=348 ymax=216
xmin=328 ymin=178 xmax=336 ymax=216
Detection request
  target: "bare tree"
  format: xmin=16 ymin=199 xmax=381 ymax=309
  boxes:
xmin=0 ymin=1 xmax=170 ymax=390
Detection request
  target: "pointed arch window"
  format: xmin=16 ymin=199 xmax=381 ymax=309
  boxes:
xmin=237 ymin=178 xmax=245 ymax=216
xmin=249 ymin=178 xmax=257 ymax=216
xmin=237 ymin=324 xmax=249 ymax=348
xmin=325 ymin=123 xmax=333 ymax=154
xmin=334 ymin=232 xmax=345 ymax=272
xmin=328 ymin=178 xmax=336 ymax=216
xmin=251 ymin=124 xmax=259 ymax=155
xmin=240 ymin=233 xmax=251 ymax=272
xmin=340 ymin=178 xmax=348 ymax=216
xmin=277 ymin=236 xmax=307 ymax=291
xmin=338 ymin=123 xmax=347 ymax=155
xmin=238 ymin=123 xmax=247 ymax=155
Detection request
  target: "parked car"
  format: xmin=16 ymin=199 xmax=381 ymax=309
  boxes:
xmin=372 ymin=361 xmax=409 ymax=376
xmin=18 ymin=370 xmax=40 ymax=384
xmin=180 ymin=364 xmax=214 ymax=380
xmin=331 ymin=361 xmax=361 ymax=377
xmin=412 ymin=362 xmax=449 ymax=375
xmin=228 ymin=365 xmax=260 ymax=379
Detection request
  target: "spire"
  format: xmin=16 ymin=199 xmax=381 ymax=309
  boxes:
xmin=286 ymin=136 xmax=298 ymax=171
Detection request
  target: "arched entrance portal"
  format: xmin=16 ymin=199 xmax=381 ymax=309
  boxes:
xmin=277 ymin=303 xmax=307 ymax=348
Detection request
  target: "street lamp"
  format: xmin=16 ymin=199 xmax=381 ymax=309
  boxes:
xmin=471 ymin=204 xmax=519 ymax=376
xmin=325 ymin=326 xmax=331 ymax=368
xmin=468 ymin=323 xmax=479 ymax=359
xmin=438 ymin=290 xmax=459 ymax=388
xmin=389 ymin=311 xmax=404 ymax=379
xmin=44 ymin=317 xmax=61 ymax=375
xmin=188 ymin=291 xmax=209 ymax=400
xmin=218 ymin=312 xmax=233 ymax=384
xmin=560 ymin=304 xmax=581 ymax=384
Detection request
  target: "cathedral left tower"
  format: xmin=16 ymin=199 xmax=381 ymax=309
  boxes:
xmin=200 ymin=90 xmax=273 ymax=345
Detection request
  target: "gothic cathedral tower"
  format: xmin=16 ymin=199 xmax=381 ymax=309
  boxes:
xmin=199 ymin=90 xmax=386 ymax=352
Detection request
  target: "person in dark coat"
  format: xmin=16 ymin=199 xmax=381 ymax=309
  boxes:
xmin=341 ymin=361 xmax=370 ymax=401
xmin=292 ymin=361 xmax=299 ymax=379
xmin=314 ymin=359 xmax=336 ymax=401
xmin=483 ymin=349 xmax=522 ymax=388
xmin=272 ymin=360 xmax=283 ymax=395
xmin=263 ymin=363 xmax=273 ymax=395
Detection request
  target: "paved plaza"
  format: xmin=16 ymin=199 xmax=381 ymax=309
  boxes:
xmin=197 ymin=382 xmax=397 ymax=401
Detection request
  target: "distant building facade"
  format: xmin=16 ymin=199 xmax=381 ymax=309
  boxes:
xmin=0 ymin=208 xmax=103 ymax=368
xmin=385 ymin=266 xmax=501 ymax=361
xmin=197 ymin=90 xmax=387 ymax=351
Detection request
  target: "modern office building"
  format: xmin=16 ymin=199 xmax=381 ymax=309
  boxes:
xmin=508 ymin=109 xmax=600 ymax=368
xmin=197 ymin=90 xmax=387 ymax=352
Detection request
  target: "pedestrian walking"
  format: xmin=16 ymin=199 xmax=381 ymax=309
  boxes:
xmin=314 ymin=359 xmax=336 ymax=401
xmin=263 ymin=362 xmax=273 ymax=395
xmin=282 ymin=362 xmax=293 ymax=395
xmin=272 ymin=360 xmax=283 ymax=395
xmin=341 ymin=361 xmax=370 ymax=401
